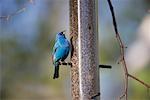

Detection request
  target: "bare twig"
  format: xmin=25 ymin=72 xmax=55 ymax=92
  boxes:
xmin=29 ymin=0 xmax=35 ymax=4
xmin=107 ymin=0 xmax=150 ymax=100
xmin=128 ymin=74 xmax=150 ymax=88
xmin=0 ymin=0 xmax=35 ymax=21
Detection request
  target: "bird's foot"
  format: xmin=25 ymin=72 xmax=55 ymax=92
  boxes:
xmin=59 ymin=61 xmax=72 ymax=66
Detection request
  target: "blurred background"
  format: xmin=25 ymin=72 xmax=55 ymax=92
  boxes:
xmin=0 ymin=0 xmax=149 ymax=100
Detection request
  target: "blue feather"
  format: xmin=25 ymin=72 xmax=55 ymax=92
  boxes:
xmin=52 ymin=32 xmax=70 ymax=79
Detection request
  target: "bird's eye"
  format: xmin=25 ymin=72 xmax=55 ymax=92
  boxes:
xmin=59 ymin=32 xmax=63 ymax=35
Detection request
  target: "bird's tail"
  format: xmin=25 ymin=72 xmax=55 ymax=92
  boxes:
xmin=53 ymin=64 xmax=59 ymax=79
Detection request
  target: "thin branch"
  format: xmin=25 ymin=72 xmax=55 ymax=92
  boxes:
xmin=29 ymin=0 xmax=35 ymax=4
xmin=128 ymin=74 xmax=150 ymax=88
xmin=0 ymin=0 xmax=35 ymax=21
xmin=107 ymin=0 xmax=128 ymax=99
xmin=107 ymin=0 xmax=150 ymax=100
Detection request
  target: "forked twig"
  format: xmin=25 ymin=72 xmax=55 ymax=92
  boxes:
xmin=107 ymin=0 xmax=150 ymax=100
xmin=0 ymin=0 xmax=35 ymax=21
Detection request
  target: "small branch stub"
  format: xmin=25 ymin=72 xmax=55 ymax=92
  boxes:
xmin=99 ymin=65 xmax=112 ymax=69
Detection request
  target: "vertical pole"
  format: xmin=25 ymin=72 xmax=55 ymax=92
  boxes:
xmin=70 ymin=0 xmax=100 ymax=100
xmin=70 ymin=0 xmax=80 ymax=99
xmin=78 ymin=0 xmax=100 ymax=99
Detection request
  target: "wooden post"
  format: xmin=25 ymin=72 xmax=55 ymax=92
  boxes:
xmin=70 ymin=0 xmax=100 ymax=99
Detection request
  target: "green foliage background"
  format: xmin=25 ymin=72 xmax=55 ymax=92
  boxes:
xmin=0 ymin=0 xmax=149 ymax=100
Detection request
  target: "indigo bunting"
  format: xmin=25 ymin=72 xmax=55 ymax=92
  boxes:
xmin=52 ymin=31 xmax=70 ymax=79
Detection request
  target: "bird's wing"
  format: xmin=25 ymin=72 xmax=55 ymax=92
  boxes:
xmin=52 ymin=38 xmax=70 ymax=63
xmin=58 ymin=38 xmax=70 ymax=47
xmin=52 ymin=41 xmax=60 ymax=64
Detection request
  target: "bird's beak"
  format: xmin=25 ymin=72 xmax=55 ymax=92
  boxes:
xmin=61 ymin=30 xmax=66 ymax=34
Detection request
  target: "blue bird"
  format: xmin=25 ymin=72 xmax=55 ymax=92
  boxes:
xmin=52 ymin=31 xmax=70 ymax=79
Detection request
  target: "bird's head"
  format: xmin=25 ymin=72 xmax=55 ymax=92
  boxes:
xmin=56 ymin=30 xmax=66 ymax=39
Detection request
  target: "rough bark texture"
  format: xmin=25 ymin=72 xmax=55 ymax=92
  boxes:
xmin=70 ymin=0 xmax=80 ymax=99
